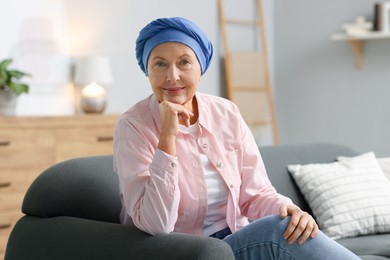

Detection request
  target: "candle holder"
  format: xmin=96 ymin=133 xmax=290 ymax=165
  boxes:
xmin=74 ymin=55 xmax=113 ymax=114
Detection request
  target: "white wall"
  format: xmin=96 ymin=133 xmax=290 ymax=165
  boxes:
xmin=65 ymin=0 xmax=221 ymax=115
xmin=2 ymin=0 xmax=274 ymax=118
xmin=64 ymin=0 xmax=274 ymax=115
xmin=1 ymin=0 xmax=74 ymax=115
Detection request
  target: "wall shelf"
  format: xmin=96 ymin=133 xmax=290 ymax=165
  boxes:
xmin=331 ymin=32 xmax=390 ymax=69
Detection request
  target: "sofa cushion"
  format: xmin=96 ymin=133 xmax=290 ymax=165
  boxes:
xmin=288 ymin=152 xmax=390 ymax=240
xmin=337 ymin=233 xmax=390 ymax=259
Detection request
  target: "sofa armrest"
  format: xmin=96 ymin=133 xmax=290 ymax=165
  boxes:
xmin=5 ymin=216 xmax=234 ymax=260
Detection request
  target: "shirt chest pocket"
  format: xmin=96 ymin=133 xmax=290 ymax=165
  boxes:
xmin=217 ymin=149 xmax=242 ymax=189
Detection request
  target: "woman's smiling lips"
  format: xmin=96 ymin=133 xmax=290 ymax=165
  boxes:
xmin=163 ymin=87 xmax=185 ymax=95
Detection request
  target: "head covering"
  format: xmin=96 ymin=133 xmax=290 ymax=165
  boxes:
xmin=135 ymin=17 xmax=213 ymax=76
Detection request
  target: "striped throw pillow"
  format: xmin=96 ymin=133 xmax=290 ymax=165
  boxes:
xmin=288 ymin=152 xmax=390 ymax=240
xmin=377 ymin=157 xmax=390 ymax=181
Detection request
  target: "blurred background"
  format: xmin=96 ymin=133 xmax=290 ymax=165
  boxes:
xmin=1 ymin=0 xmax=389 ymax=155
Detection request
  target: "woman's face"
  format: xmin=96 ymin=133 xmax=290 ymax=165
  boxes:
xmin=147 ymin=42 xmax=201 ymax=112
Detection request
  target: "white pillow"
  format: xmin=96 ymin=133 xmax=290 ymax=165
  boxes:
xmin=338 ymin=155 xmax=390 ymax=181
xmin=288 ymin=152 xmax=390 ymax=240
xmin=377 ymin=158 xmax=390 ymax=181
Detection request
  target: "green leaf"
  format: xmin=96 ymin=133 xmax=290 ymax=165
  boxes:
xmin=9 ymin=82 xmax=29 ymax=96
xmin=0 ymin=70 xmax=9 ymax=86
xmin=0 ymin=58 xmax=30 ymax=96
xmin=9 ymin=70 xmax=31 ymax=79
xmin=0 ymin=59 xmax=12 ymax=70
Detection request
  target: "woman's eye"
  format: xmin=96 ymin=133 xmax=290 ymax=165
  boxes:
xmin=156 ymin=61 xmax=166 ymax=67
xmin=180 ymin=60 xmax=190 ymax=65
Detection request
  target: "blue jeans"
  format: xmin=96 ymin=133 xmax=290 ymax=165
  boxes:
xmin=210 ymin=215 xmax=360 ymax=260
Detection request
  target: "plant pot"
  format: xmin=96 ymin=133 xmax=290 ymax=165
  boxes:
xmin=0 ymin=88 xmax=17 ymax=116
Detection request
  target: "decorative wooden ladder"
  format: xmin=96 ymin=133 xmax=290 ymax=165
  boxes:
xmin=218 ymin=0 xmax=278 ymax=144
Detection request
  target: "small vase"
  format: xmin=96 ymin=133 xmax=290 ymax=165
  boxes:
xmin=0 ymin=88 xmax=17 ymax=116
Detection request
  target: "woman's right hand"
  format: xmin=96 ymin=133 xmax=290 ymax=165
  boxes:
xmin=158 ymin=100 xmax=193 ymax=156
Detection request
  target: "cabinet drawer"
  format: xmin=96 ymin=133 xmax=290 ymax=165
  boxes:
xmin=55 ymin=127 xmax=114 ymax=161
xmin=0 ymin=169 xmax=41 ymax=211
xmin=0 ymin=192 xmax=25 ymax=211
xmin=0 ymin=169 xmax=42 ymax=193
xmin=0 ymin=129 xmax=55 ymax=169
xmin=0 ymin=210 xmax=23 ymax=253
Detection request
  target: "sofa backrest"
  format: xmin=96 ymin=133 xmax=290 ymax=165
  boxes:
xmin=260 ymin=143 xmax=359 ymax=215
xmin=22 ymin=155 xmax=122 ymax=223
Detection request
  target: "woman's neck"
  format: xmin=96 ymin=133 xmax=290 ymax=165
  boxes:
xmin=179 ymin=96 xmax=199 ymax=125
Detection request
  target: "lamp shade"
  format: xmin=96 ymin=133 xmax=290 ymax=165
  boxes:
xmin=74 ymin=55 xmax=113 ymax=85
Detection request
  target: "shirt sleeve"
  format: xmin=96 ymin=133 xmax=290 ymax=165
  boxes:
xmin=113 ymin=117 xmax=180 ymax=235
xmin=235 ymin=108 xmax=293 ymax=219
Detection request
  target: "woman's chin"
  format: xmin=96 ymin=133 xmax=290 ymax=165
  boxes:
xmin=162 ymin=96 xmax=188 ymax=105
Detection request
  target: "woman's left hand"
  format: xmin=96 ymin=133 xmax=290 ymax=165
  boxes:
xmin=279 ymin=205 xmax=319 ymax=245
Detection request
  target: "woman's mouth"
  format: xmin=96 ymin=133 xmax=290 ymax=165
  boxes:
xmin=164 ymin=87 xmax=185 ymax=95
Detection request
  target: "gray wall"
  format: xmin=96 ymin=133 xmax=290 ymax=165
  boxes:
xmin=275 ymin=1 xmax=390 ymax=156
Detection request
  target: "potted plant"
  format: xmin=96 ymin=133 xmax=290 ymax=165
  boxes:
xmin=0 ymin=58 xmax=31 ymax=116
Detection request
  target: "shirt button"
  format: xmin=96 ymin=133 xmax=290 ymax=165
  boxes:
xmin=171 ymin=162 xmax=176 ymax=168
xmin=230 ymin=185 xmax=234 ymax=189
xmin=202 ymin=143 xmax=208 ymax=149
xmin=216 ymin=162 xmax=222 ymax=168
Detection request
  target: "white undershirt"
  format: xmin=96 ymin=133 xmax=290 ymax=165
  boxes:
xmin=179 ymin=122 xmax=229 ymax=236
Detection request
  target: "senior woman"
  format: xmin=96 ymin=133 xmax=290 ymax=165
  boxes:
xmin=113 ymin=17 xmax=359 ymax=259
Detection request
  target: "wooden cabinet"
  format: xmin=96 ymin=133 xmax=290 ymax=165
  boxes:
xmin=0 ymin=114 xmax=119 ymax=258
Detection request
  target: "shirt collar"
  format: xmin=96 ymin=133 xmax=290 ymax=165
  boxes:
xmin=195 ymin=92 xmax=213 ymax=134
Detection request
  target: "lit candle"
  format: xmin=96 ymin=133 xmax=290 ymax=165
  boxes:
xmin=81 ymin=82 xmax=106 ymax=98
xmin=81 ymin=82 xmax=107 ymax=113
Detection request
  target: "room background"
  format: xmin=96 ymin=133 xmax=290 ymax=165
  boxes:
xmin=274 ymin=0 xmax=390 ymax=156
xmin=1 ymin=0 xmax=389 ymax=156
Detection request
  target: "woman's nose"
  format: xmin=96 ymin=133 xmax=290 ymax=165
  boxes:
xmin=166 ymin=65 xmax=180 ymax=82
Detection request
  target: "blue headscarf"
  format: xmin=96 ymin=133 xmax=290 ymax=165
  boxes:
xmin=135 ymin=17 xmax=213 ymax=76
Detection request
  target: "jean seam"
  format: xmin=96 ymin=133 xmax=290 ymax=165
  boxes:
xmin=232 ymin=241 xmax=296 ymax=260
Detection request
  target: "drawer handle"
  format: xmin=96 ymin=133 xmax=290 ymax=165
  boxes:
xmin=97 ymin=136 xmax=113 ymax=142
xmin=0 ymin=182 xmax=11 ymax=188
xmin=0 ymin=223 xmax=11 ymax=229
xmin=0 ymin=140 xmax=11 ymax=146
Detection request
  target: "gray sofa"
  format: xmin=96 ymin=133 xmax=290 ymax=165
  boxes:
xmin=261 ymin=143 xmax=390 ymax=260
xmin=5 ymin=143 xmax=390 ymax=259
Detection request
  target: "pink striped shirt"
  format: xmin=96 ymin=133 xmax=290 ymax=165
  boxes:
xmin=113 ymin=92 xmax=293 ymax=235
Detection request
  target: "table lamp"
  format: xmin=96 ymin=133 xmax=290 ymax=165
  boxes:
xmin=74 ymin=55 xmax=113 ymax=113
